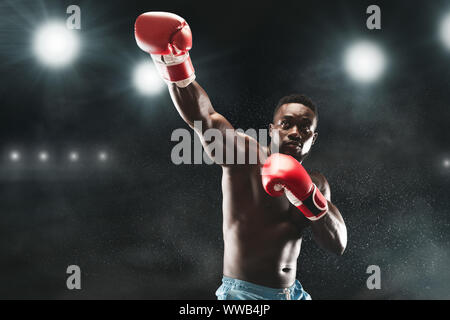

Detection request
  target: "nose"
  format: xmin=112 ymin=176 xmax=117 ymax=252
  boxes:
xmin=287 ymin=127 xmax=301 ymax=141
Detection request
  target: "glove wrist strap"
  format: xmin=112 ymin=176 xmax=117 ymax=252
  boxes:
xmin=151 ymin=53 xmax=195 ymax=87
xmin=285 ymin=184 xmax=329 ymax=221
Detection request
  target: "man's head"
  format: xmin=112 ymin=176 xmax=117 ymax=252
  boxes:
xmin=269 ymin=94 xmax=318 ymax=162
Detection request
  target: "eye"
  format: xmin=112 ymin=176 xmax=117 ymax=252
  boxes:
xmin=280 ymin=120 xmax=290 ymax=129
xmin=301 ymin=126 xmax=312 ymax=134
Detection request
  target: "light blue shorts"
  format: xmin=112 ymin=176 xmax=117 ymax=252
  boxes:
xmin=215 ymin=276 xmax=312 ymax=300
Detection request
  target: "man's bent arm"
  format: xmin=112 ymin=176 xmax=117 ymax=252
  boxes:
xmin=310 ymin=202 xmax=347 ymax=255
xmin=310 ymin=173 xmax=347 ymax=255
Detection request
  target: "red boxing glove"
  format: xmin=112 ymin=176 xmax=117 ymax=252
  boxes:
xmin=261 ymin=153 xmax=328 ymax=221
xmin=134 ymin=12 xmax=195 ymax=87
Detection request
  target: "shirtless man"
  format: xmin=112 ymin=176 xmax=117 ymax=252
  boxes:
xmin=135 ymin=12 xmax=347 ymax=300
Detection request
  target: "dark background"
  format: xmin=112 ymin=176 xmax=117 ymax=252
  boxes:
xmin=0 ymin=0 xmax=449 ymax=299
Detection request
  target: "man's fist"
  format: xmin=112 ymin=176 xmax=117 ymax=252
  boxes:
xmin=261 ymin=153 xmax=328 ymax=221
xmin=134 ymin=12 xmax=195 ymax=87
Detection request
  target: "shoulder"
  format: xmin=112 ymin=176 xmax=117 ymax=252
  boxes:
xmin=309 ymin=170 xmax=331 ymax=201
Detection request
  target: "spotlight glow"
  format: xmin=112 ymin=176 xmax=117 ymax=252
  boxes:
xmin=98 ymin=152 xmax=108 ymax=162
xmin=69 ymin=152 xmax=79 ymax=162
xmin=444 ymin=158 xmax=450 ymax=168
xmin=39 ymin=152 xmax=49 ymax=162
xmin=33 ymin=21 xmax=79 ymax=67
xmin=133 ymin=62 xmax=165 ymax=95
xmin=440 ymin=13 xmax=450 ymax=50
xmin=10 ymin=151 xmax=20 ymax=162
xmin=344 ymin=41 xmax=386 ymax=83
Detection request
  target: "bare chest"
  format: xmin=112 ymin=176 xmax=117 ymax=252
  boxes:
xmin=221 ymin=166 xmax=308 ymax=235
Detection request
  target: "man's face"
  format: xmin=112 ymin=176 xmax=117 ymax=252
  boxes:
xmin=270 ymin=103 xmax=318 ymax=161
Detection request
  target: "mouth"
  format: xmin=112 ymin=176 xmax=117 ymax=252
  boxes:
xmin=284 ymin=141 xmax=302 ymax=148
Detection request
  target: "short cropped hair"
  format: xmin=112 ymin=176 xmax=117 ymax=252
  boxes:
xmin=273 ymin=94 xmax=318 ymax=122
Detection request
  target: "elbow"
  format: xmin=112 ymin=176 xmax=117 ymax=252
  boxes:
xmin=335 ymin=243 xmax=346 ymax=256
xmin=330 ymin=240 xmax=346 ymax=256
xmin=312 ymin=216 xmax=348 ymax=256
xmin=320 ymin=236 xmax=347 ymax=256
xmin=335 ymin=226 xmax=348 ymax=256
xmin=328 ymin=222 xmax=347 ymax=256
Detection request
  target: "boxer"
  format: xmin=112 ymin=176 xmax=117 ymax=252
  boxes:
xmin=135 ymin=12 xmax=347 ymax=300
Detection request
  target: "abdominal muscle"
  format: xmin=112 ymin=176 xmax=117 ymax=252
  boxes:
xmin=223 ymin=226 xmax=302 ymax=288
xmin=221 ymin=165 xmax=305 ymax=289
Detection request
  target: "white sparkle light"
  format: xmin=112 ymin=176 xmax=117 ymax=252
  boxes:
xmin=133 ymin=62 xmax=165 ymax=95
xmin=344 ymin=41 xmax=386 ymax=83
xmin=33 ymin=21 xmax=79 ymax=67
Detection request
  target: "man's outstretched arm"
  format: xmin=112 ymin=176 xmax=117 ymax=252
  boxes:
xmin=135 ymin=11 xmax=262 ymax=166
xmin=134 ymin=12 xmax=230 ymax=131
xmin=168 ymin=81 xmax=233 ymax=134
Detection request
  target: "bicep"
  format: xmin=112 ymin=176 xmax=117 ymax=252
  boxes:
xmin=207 ymin=111 xmax=235 ymax=133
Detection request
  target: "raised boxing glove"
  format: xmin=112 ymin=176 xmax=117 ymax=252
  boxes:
xmin=135 ymin=12 xmax=195 ymax=87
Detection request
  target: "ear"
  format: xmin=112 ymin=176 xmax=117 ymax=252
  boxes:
xmin=312 ymin=132 xmax=318 ymax=145
xmin=269 ymin=123 xmax=274 ymax=138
